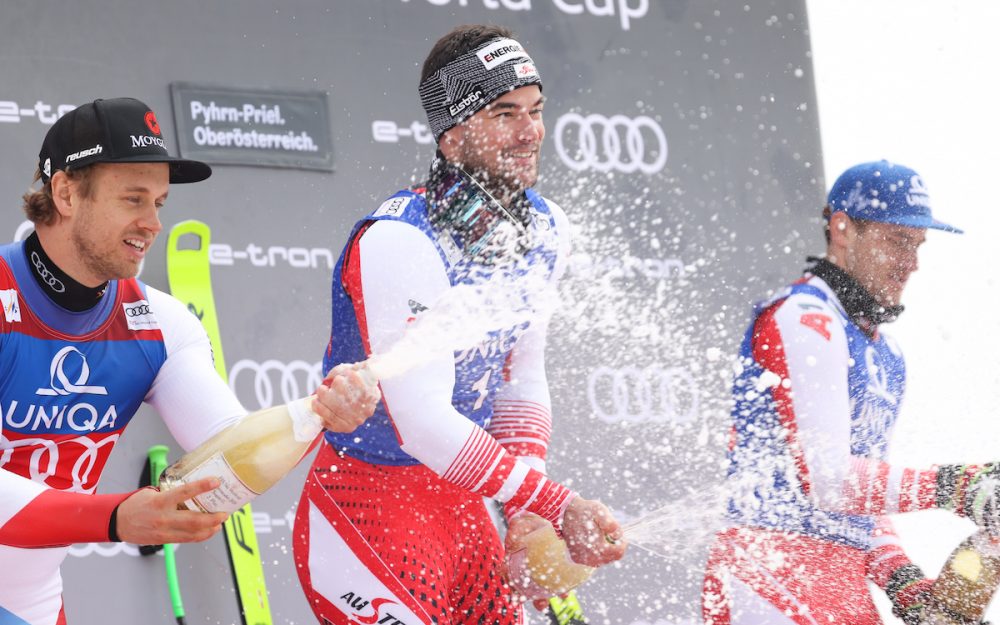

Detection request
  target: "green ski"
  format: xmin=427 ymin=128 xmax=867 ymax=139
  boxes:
xmin=166 ymin=219 xmax=273 ymax=625
xmin=547 ymin=592 xmax=587 ymax=625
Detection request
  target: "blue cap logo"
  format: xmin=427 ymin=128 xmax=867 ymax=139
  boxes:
xmin=827 ymin=160 xmax=962 ymax=233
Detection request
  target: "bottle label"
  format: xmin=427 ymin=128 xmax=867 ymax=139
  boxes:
xmin=288 ymin=396 xmax=322 ymax=443
xmin=181 ymin=452 xmax=260 ymax=513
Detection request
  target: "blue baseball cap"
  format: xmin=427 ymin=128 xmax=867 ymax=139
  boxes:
xmin=826 ymin=160 xmax=962 ymax=233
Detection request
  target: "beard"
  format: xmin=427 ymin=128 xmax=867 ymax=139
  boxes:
xmin=451 ymin=148 xmax=539 ymax=205
xmin=71 ymin=217 xmax=140 ymax=282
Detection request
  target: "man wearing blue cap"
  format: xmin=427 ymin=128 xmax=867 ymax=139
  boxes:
xmin=702 ymin=161 xmax=997 ymax=624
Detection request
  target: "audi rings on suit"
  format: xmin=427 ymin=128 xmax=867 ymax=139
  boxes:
xmin=554 ymin=113 xmax=668 ymax=174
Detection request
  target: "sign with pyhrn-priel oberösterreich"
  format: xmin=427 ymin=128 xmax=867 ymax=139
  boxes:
xmin=170 ymin=83 xmax=333 ymax=171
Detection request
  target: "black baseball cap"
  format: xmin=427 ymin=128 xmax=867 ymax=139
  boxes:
xmin=38 ymin=97 xmax=211 ymax=184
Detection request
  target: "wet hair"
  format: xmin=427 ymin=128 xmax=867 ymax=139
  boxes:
xmin=421 ymin=24 xmax=516 ymax=85
xmin=21 ymin=165 xmax=96 ymax=226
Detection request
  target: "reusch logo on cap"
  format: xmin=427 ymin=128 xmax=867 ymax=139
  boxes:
xmin=65 ymin=144 xmax=102 ymax=163
xmin=36 ymin=97 xmax=211 ymax=184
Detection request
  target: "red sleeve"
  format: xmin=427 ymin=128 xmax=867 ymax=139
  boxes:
xmin=0 ymin=489 xmax=135 ymax=548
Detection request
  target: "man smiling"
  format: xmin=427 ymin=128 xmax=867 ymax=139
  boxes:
xmin=0 ymin=97 xmax=377 ymax=625
xmin=294 ymin=25 xmax=626 ymax=625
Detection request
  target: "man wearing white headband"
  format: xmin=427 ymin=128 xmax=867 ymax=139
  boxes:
xmin=293 ymin=25 xmax=626 ymax=625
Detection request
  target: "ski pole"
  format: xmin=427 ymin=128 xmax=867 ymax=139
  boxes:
xmin=148 ymin=445 xmax=187 ymax=625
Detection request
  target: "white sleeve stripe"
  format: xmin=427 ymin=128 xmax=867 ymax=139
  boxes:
xmin=442 ymin=428 xmax=488 ymax=485
xmin=490 ymin=436 xmax=549 ymax=445
xmin=885 ymin=465 xmax=904 ymax=513
xmin=495 ymin=461 xmax=531 ymax=502
xmin=493 ymin=399 xmax=551 ymax=411
xmin=515 ymin=476 xmax=547 ymax=510
xmin=492 ymin=406 xmax=552 ymax=420
xmin=442 ymin=428 xmax=504 ymax=491
xmin=471 ymin=453 xmax=505 ymax=494
xmin=490 ymin=425 xmax=551 ymax=436
xmin=490 ymin=412 xmax=551 ymax=425
xmin=518 ymin=456 xmax=546 ymax=474
xmin=909 ymin=471 xmax=922 ymax=511
xmin=492 ymin=410 xmax=551 ymax=420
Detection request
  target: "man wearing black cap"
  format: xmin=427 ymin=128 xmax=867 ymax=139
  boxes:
xmin=293 ymin=25 xmax=626 ymax=625
xmin=0 ymin=97 xmax=378 ymax=625
xmin=702 ymin=161 xmax=999 ymax=624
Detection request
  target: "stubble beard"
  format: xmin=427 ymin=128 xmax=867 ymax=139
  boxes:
xmin=466 ymin=158 xmax=538 ymax=207
xmin=71 ymin=220 xmax=138 ymax=283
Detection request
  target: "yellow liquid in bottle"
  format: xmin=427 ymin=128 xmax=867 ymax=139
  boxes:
xmin=926 ymin=531 xmax=1000 ymax=624
xmin=161 ymin=398 xmax=320 ymax=511
xmin=521 ymin=524 xmax=594 ymax=595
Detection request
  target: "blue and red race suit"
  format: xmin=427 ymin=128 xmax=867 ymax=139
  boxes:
xmin=0 ymin=241 xmax=243 ymax=625
xmin=703 ymin=272 xmax=946 ymax=625
xmin=294 ymin=186 xmax=575 ymax=625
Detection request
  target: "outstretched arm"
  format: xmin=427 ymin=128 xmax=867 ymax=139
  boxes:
xmin=0 ymin=468 xmax=226 ymax=548
xmin=752 ymin=296 xmax=990 ymax=523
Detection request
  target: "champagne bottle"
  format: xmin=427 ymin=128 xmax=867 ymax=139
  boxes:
xmin=507 ymin=523 xmax=594 ymax=599
xmin=159 ymin=396 xmax=322 ymax=513
xmin=923 ymin=530 xmax=1000 ymax=624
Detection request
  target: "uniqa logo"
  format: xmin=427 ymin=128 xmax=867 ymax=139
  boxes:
xmin=554 ymin=112 xmax=668 ymax=174
xmin=36 ymin=346 xmax=108 ymax=396
xmin=586 ymin=364 xmax=698 ymax=424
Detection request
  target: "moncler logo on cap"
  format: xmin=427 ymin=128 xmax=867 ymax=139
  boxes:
xmin=130 ymin=135 xmax=166 ymax=149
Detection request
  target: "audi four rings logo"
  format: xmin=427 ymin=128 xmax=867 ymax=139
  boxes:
xmin=587 ymin=365 xmax=698 ymax=424
xmin=554 ymin=113 xmax=668 ymax=174
xmin=229 ymin=359 xmax=324 ymax=409
xmin=30 ymin=250 xmax=65 ymax=293
xmin=124 ymin=304 xmax=150 ymax=317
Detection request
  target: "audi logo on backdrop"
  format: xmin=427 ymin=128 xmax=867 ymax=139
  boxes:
xmin=554 ymin=113 xmax=668 ymax=174
xmin=229 ymin=359 xmax=324 ymax=409
xmin=587 ymin=365 xmax=698 ymax=424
